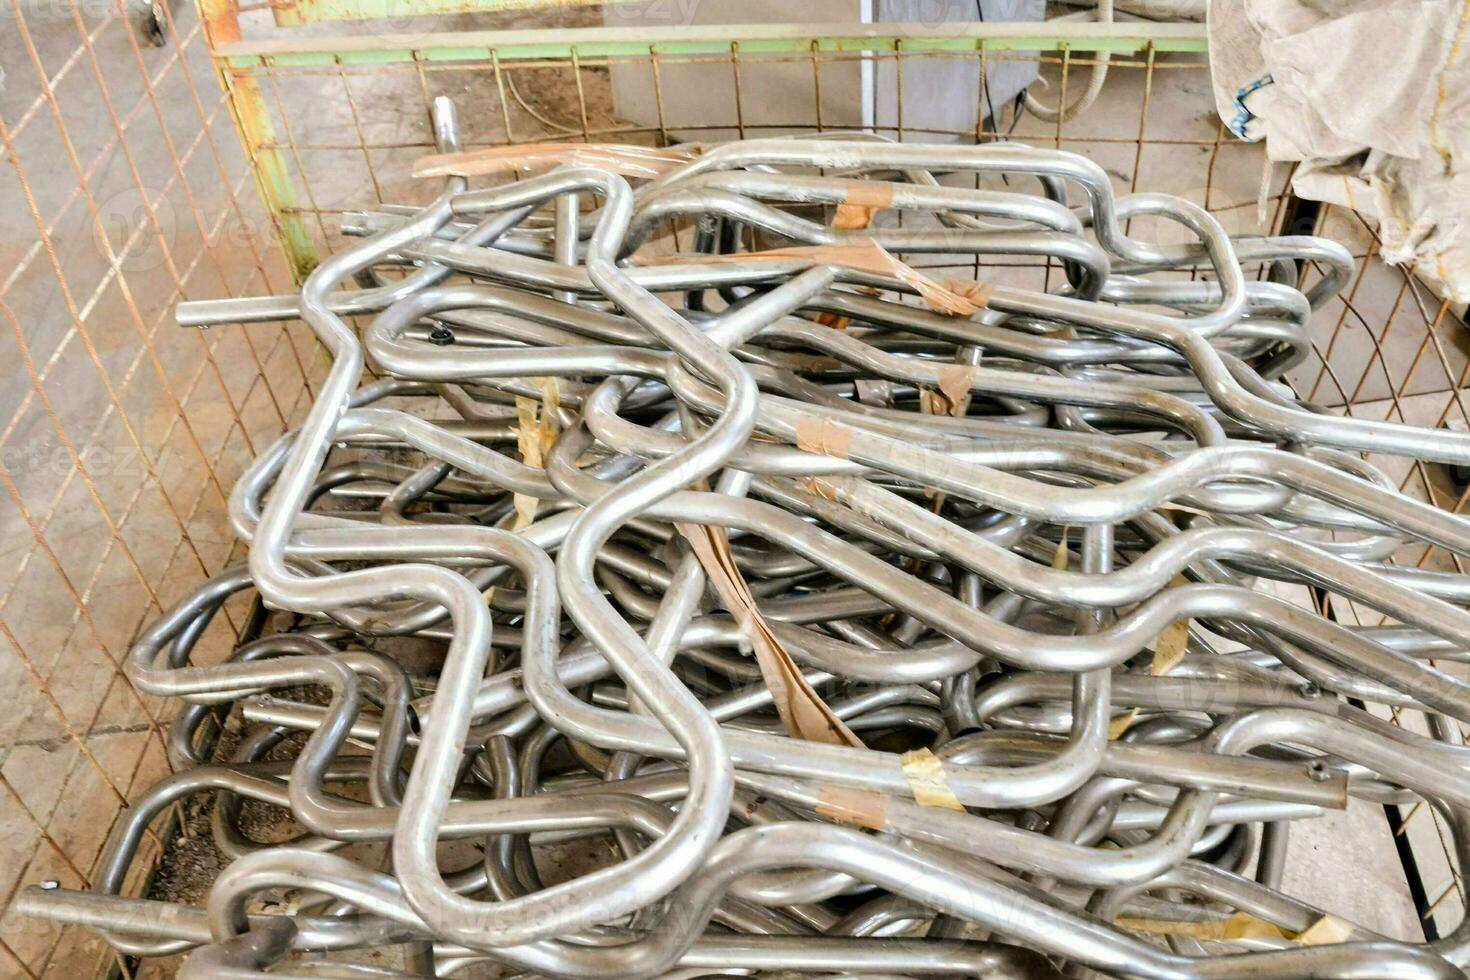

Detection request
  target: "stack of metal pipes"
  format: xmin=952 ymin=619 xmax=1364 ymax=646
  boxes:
xmin=23 ymin=97 xmax=1470 ymax=979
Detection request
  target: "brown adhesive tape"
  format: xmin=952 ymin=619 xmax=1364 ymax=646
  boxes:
xmin=1052 ymin=527 xmax=1071 ymax=570
xmin=1152 ymin=621 xmax=1189 ymax=675
xmin=413 ymin=142 xmax=698 ymax=180
xmin=903 ymin=268 xmax=982 ymax=317
xmin=832 ymin=180 xmax=893 ymax=231
xmin=899 ymin=747 xmax=965 ymax=811
xmin=934 ymin=364 xmax=978 ymax=417
xmin=942 ymin=277 xmax=994 ymax=308
xmin=832 ymin=204 xmax=877 ymax=230
xmin=1108 ymin=709 xmax=1139 ymax=741
xmin=512 ymin=396 xmax=542 ymax=530
xmin=843 ymin=179 xmax=895 ymax=210
xmin=816 ymin=783 xmax=888 ymax=830
xmin=538 ymin=376 xmax=561 ymax=453
xmin=1108 ymin=611 xmax=1187 ymax=737
xmin=800 ymin=476 xmax=841 ymax=503
xmin=794 ymin=416 xmax=853 ymax=459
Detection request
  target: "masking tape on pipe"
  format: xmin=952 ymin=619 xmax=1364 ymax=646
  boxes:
xmin=899 ymin=747 xmax=965 ymax=811
xmin=1116 ymin=911 xmax=1295 ymax=942
xmin=1151 ymin=620 xmax=1189 ymax=675
xmin=1107 ymin=711 xmax=1138 ymax=741
xmin=1116 ymin=910 xmax=1353 ymax=945
xmin=511 ymin=377 xmax=560 ymax=531
xmin=800 ymin=475 xmax=840 ymax=503
xmin=1295 ymin=913 xmax=1353 ymax=944
xmin=513 ymin=396 xmax=542 ymax=530
xmin=1052 ymin=527 xmax=1071 ymax=570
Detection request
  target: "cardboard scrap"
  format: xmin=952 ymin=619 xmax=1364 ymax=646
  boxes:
xmin=1115 ymin=911 xmax=1353 ymax=945
xmin=511 ymin=377 xmax=560 ymax=530
xmin=676 ymin=520 xmax=862 ymax=748
xmin=639 ymin=239 xmax=984 ymax=316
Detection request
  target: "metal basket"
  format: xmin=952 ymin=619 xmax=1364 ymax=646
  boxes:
xmin=2 ymin=5 xmax=1468 ymax=975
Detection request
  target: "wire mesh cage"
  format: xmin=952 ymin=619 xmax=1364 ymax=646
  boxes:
xmin=0 ymin=2 xmax=316 ymax=975
xmin=3 ymin=4 xmax=1470 ymax=976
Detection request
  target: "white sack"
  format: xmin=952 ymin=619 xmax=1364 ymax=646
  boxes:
xmin=1209 ymin=0 xmax=1470 ymax=301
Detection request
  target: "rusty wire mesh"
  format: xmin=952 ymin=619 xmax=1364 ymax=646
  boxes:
xmin=3 ymin=8 xmax=1470 ymax=976
xmin=0 ymin=0 xmax=319 ymax=974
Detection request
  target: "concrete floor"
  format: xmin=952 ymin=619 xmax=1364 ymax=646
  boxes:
xmin=0 ymin=3 xmax=1456 ymax=976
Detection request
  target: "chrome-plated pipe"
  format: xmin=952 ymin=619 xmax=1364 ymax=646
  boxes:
xmin=36 ymin=120 xmax=1470 ymax=978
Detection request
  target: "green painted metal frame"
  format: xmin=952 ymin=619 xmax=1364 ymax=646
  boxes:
xmin=199 ymin=0 xmax=320 ymax=278
xmin=273 ymin=0 xmax=644 ymax=27
xmin=218 ymin=20 xmax=1208 ymax=67
xmin=198 ymin=11 xmax=1209 ymax=277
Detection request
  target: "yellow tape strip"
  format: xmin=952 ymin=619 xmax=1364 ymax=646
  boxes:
xmin=1116 ymin=911 xmax=1353 ymax=945
xmin=1108 ymin=709 xmax=1138 ymax=741
xmin=899 ymin=747 xmax=965 ymax=811
xmin=1112 ymin=575 xmax=1191 ymax=740
xmin=1052 ymin=527 xmax=1071 ymax=570
xmin=1296 ymin=914 xmax=1353 ymax=945
xmin=1116 ymin=911 xmax=1292 ymax=942
xmin=511 ymin=377 xmax=560 ymax=531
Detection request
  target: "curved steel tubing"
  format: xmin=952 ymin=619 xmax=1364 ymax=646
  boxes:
xmin=25 ymin=119 xmax=1470 ymax=978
